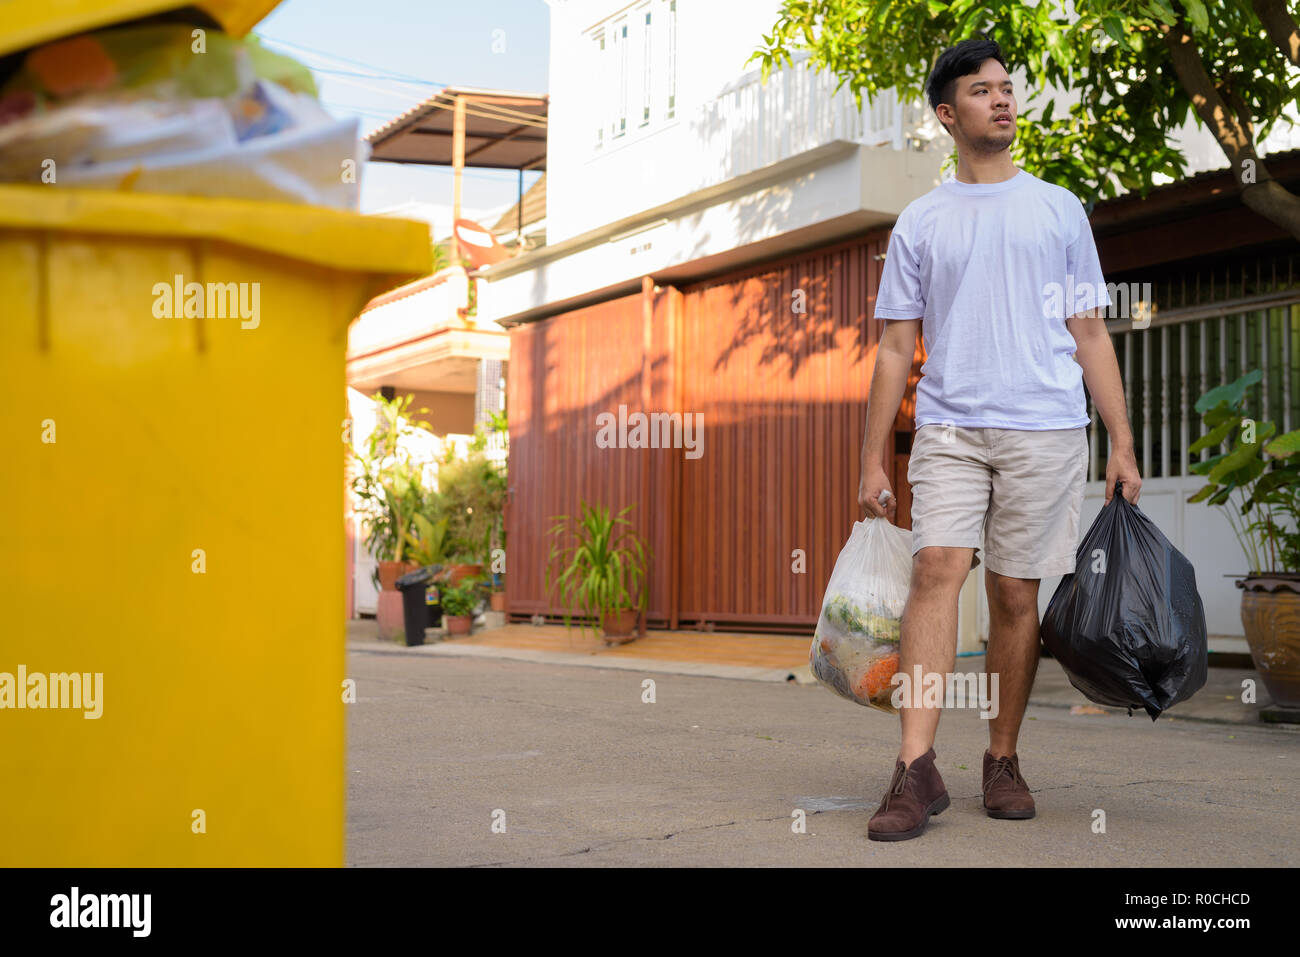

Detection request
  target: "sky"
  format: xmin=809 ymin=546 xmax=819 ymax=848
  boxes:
xmin=256 ymin=0 xmax=550 ymax=237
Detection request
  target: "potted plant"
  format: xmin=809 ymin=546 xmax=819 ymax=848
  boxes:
xmin=348 ymin=393 xmax=436 ymax=638
xmin=1188 ymin=368 xmax=1300 ymax=710
xmin=439 ymin=577 xmax=482 ymax=636
xmin=444 ymin=552 xmax=483 ymax=587
xmin=437 ymin=449 xmax=507 ymax=585
xmin=350 ymin=394 xmax=429 ymax=571
xmin=377 ymin=462 xmax=426 ymax=585
xmin=405 ymin=512 xmax=450 ymax=566
xmin=405 ymin=512 xmax=451 ymax=629
xmin=544 ymin=501 xmax=650 ymax=645
xmin=485 ymin=408 xmax=508 ymax=613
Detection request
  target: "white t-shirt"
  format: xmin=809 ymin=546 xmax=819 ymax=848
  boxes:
xmin=873 ymin=168 xmax=1110 ymax=430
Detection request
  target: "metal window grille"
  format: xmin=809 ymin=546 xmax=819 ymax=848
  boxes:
xmin=1088 ymin=248 xmax=1300 ymax=481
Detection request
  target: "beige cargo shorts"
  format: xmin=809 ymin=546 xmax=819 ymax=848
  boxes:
xmin=906 ymin=424 xmax=1089 ymax=579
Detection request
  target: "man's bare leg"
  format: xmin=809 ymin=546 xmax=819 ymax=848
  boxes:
xmin=984 ymin=569 xmax=1041 ymax=758
xmin=898 ymin=545 xmax=975 ymax=764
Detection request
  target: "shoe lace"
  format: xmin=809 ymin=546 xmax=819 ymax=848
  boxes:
xmin=882 ymin=762 xmax=912 ymax=810
xmin=988 ymin=755 xmax=1026 ymax=790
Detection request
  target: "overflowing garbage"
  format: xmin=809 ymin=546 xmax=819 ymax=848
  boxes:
xmin=810 ymin=517 xmax=912 ymax=713
xmin=0 ymin=21 xmax=363 ymax=208
xmin=1041 ymin=482 xmax=1208 ymax=720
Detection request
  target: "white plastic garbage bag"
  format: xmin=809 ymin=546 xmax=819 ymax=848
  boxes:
xmin=51 ymin=106 xmax=363 ymax=209
xmin=0 ymin=81 xmax=363 ymax=209
xmin=0 ymin=24 xmax=362 ymax=209
xmin=809 ymin=515 xmax=913 ymax=713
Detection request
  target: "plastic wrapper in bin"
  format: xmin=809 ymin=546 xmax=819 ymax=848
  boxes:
xmin=810 ymin=517 xmax=912 ymax=713
xmin=1041 ymin=483 xmax=1208 ymax=720
xmin=0 ymin=23 xmax=363 ymax=208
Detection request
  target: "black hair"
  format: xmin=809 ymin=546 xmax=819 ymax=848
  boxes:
xmin=925 ymin=34 xmax=1010 ymax=131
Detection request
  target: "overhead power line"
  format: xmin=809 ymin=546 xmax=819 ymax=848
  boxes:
xmin=256 ymin=33 xmax=443 ymax=86
xmin=417 ymin=92 xmax=547 ymax=127
xmin=256 ymin=32 xmax=547 ymax=129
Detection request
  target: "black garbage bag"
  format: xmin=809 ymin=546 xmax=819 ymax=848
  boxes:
xmin=1040 ymin=482 xmax=1208 ymax=720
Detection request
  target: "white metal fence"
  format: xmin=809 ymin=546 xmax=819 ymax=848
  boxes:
xmin=1063 ymin=250 xmax=1300 ymax=638
xmin=1089 ymin=257 xmax=1300 ymax=481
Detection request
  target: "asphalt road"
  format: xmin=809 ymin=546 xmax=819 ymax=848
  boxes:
xmin=345 ymin=644 xmax=1300 ymax=867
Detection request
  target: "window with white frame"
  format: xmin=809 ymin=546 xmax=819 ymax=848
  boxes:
xmin=640 ymin=4 xmax=652 ymax=126
xmin=586 ymin=3 xmax=678 ymax=150
xmin=666 ymin=0 xmax=677 ymax=119
xmin=592 ymin=30 xmax=606 ymax=148
xmin=614 ymin=16 xmax=628 ymax=138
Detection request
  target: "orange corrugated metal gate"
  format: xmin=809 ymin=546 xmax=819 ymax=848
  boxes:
xmin=505 ymin=229 xmax=925 ymax=632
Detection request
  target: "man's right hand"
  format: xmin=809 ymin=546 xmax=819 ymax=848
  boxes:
xmin=859 ymin=467 xmax=897 ymax=522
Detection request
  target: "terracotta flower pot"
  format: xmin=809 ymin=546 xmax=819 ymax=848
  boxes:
xmin=600 ymin=607 xmax=639 ymax=644
xmin=445 ymin=614 xmax=473 ymax=636
xmin=490 ymin=590 xmax=506 ymax=612
xmin=378 ymin=560 xmax=419 ymax=591
xmin=449 ymin=563 xmax=484 ymax=587
xmin=1238 ymin=575 xmax=1300 ymax=709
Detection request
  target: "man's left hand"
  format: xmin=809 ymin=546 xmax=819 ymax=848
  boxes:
xmin=1105 ymin=448 xmax=1142 ymax=504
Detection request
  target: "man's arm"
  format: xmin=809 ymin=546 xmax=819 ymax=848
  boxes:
xmin=859 ymin=318 xmax=920 ymax=521
xmin=1066 ymin=309 xmax=1142 ymax=503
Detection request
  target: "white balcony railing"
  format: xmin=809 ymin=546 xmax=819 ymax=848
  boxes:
xmin=690 ymin=51 xmax=922 ymax=189
xmin=347 ymin=266 xmax=469 ymax=360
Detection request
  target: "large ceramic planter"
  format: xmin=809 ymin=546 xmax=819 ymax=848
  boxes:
xmin=1238 ymin=575 xmax=1300 ymax=709
xmin=600 ymin=608 xmax=639 ymax=645
xmin=376 ymin=560 xmax=419 ymax=640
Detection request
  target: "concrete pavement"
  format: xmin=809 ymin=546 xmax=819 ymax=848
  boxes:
xmin=344 ymin=632 xmax=1300 ymax=867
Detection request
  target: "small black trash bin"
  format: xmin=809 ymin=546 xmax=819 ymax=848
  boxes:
xmin=395 ymin=566 xmax=439 ymax=646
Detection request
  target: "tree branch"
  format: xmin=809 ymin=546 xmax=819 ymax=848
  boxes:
xmin=1162 ymin=15 xmax=1300 ymax=240
xmin=1164 ymin=21 xmax=1262 ymax=174
xmin=1252 ymin=0 xmax=1300 ymax=68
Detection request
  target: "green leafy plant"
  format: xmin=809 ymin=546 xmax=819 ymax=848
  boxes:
xmin=1187 ymin=369 xmax=1300 ymax=575
xmin=437 ymin=451 xmax=507 ymax=567
xmin=749 ymin=2 xmax=1300 ymax=242
xmin=438 ymin=578 xmax=482 ymax=618
xmin=431 ymin=240 xmax=453 ymax=274
xmin=348 ymin=393 xmax=436 ymax=563
xmin=404 ymin=513 xmax=451 ymax=568
xmin=544 ymin=501 xmax=651 ymax=637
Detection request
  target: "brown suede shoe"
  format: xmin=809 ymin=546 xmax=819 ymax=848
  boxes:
xmin=867 ymin=748 xmax=950 ymax=842
xmin=982 ymin=750 xmax=1036 ymax=819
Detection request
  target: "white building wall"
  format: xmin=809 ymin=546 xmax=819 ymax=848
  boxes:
xmin=547 ymin=0 xmax=789 ymax=243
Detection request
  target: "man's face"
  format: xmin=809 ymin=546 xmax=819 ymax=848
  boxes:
xmin=940 ymin=57 xmax=1017 ymax=154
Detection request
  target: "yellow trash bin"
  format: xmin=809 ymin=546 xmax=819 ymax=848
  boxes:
xmin=0 ymin=0 xmax=282 ymax=58
xmin=0 ymin=179 xmax=428 ymax=864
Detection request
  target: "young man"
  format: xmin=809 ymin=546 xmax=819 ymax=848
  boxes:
xmin=858 ymin=36 xmax=1142 ymax=842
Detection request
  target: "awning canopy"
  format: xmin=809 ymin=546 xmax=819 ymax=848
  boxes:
xmin=366 ymin=86 xmax=547 ymax=171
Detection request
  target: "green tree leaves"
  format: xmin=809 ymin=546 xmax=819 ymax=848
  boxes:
xmin=748 ymin=1 xmax=1300 ymax=237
